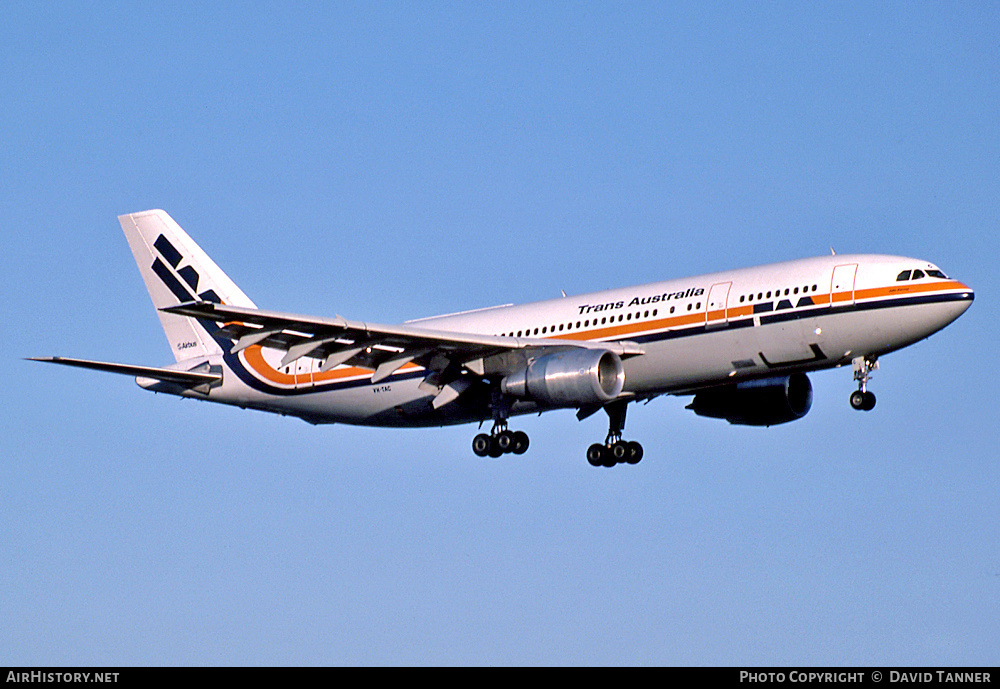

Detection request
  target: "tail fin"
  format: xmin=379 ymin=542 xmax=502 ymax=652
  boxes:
xmin=119 ymin=209 xmax=256 ymax=362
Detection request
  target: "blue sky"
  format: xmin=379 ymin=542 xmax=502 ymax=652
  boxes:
xmin=3 ymin=2 xmax=998 ymax=665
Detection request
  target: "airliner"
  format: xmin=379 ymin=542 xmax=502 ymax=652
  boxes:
xmin=32 ymin=210 xmax=974 ymax=467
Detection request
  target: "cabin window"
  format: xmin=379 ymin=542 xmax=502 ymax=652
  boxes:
xmin=912 ymin=269 xmax=925 ymax=280
xmin=927 ymin=269 xmax=948 ymax=279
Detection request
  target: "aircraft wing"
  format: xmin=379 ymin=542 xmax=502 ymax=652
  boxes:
xmin=162 ymin=301 xmax=644 ymax=386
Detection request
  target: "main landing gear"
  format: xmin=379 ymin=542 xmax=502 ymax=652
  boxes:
xmin=849 ymin=355 xmax=878 ymax=411
xmin=472 ymin=389 xmax=529 ymax=458
xmin=472 ymin=424 xmax=530 ymax=458
xmin=586 ymin=401 xmax=643 ymax=468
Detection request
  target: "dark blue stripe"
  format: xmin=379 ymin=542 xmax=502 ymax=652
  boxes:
xmin=178 ymin=265 xmax=200 ymax=291
xmin=153 ymin=234 xmax=183 ymax=268
xmin=152 ymin=258 xmax=195 ymax=303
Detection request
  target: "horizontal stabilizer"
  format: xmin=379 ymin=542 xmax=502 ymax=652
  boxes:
xmin=27 ymin=357 xmax=222 ymax=386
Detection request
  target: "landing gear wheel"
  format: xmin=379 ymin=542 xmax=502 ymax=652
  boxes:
xmin=472 ymin=433 xmax=491 ymax=457
xmin=626 ymin=441 xmax=643 ymax=465
xmin=850 ymin=390 xmax=876 ymax=411
xmin=587 ymin=444 xmax=605 ymax=467
xmin=496 ymin=429 xmax=514 ymax=453
xmin=610 ymin=441 xmax=629 ymax=464
xmin=487 ymin=435 xmax=504 ymax=458
xmin=511 ymin=431 xmax=529 ymax=455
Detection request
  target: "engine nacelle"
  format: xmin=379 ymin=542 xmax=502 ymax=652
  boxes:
xmin=686 ymin=373 xmax=813 ymax=426
xmin=501 ymin=349 xmax=625 ymax=406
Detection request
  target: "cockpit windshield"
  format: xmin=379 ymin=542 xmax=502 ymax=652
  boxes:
xmin=897 ymin=268 xmax=949 ymax=281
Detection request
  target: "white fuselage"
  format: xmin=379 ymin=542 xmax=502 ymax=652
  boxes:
xmin=187 ymin=253 xmax=972 ymax=427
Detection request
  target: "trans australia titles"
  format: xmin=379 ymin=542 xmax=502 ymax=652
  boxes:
xmin=577 ymin=285 xmax=705 ymax=315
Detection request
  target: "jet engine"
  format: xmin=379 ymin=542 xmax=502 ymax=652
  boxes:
xmin=501 ymin=349 xmax=625 ymax=406
xmin=686 ymin=373 xmax=813 ymax=426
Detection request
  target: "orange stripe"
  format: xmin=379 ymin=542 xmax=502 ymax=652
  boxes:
xmin=855 ymin=280 xmax=967 ymax=302
xmin=242 ymin=345 xmax=374 ymax=386
xmin=240 ymin=344 xmax=423 ymax=387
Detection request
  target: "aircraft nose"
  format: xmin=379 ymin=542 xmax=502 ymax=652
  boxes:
xmin=953 ymin=280 xmax=975 ymax=315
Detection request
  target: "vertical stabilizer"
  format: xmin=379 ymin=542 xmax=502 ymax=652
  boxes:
xmin=119 ymin=209 xmax=256 ymax=362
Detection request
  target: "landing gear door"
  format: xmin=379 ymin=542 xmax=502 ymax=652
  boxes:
xmin=706 ymin=281 xmax=731 ymax=329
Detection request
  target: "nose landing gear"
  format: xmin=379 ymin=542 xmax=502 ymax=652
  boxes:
xmin=850 ymin=355 xmax=878 ymax=411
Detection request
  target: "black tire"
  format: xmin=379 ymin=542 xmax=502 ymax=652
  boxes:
xmin=610 ymin=441 xmax=629 ymax=465
xmin=850 ymin=390 xmax=866 ymax=410
xmin=497 ymin=430 xmax=514 ymax=453
xmin=472 ymin=433 xmax=491 ymax=457
xmin=488 ymin=435 xmax=504 ymax=458
xmin=626 ymin=441 xmax=643 ymax=465
xmin=587 ymin=443 xmax=605 ymax=467
xmin=512 ymin=431 xmax=529 ymax=455
xmin=862 ymin=391 xmax=876 ymax=411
